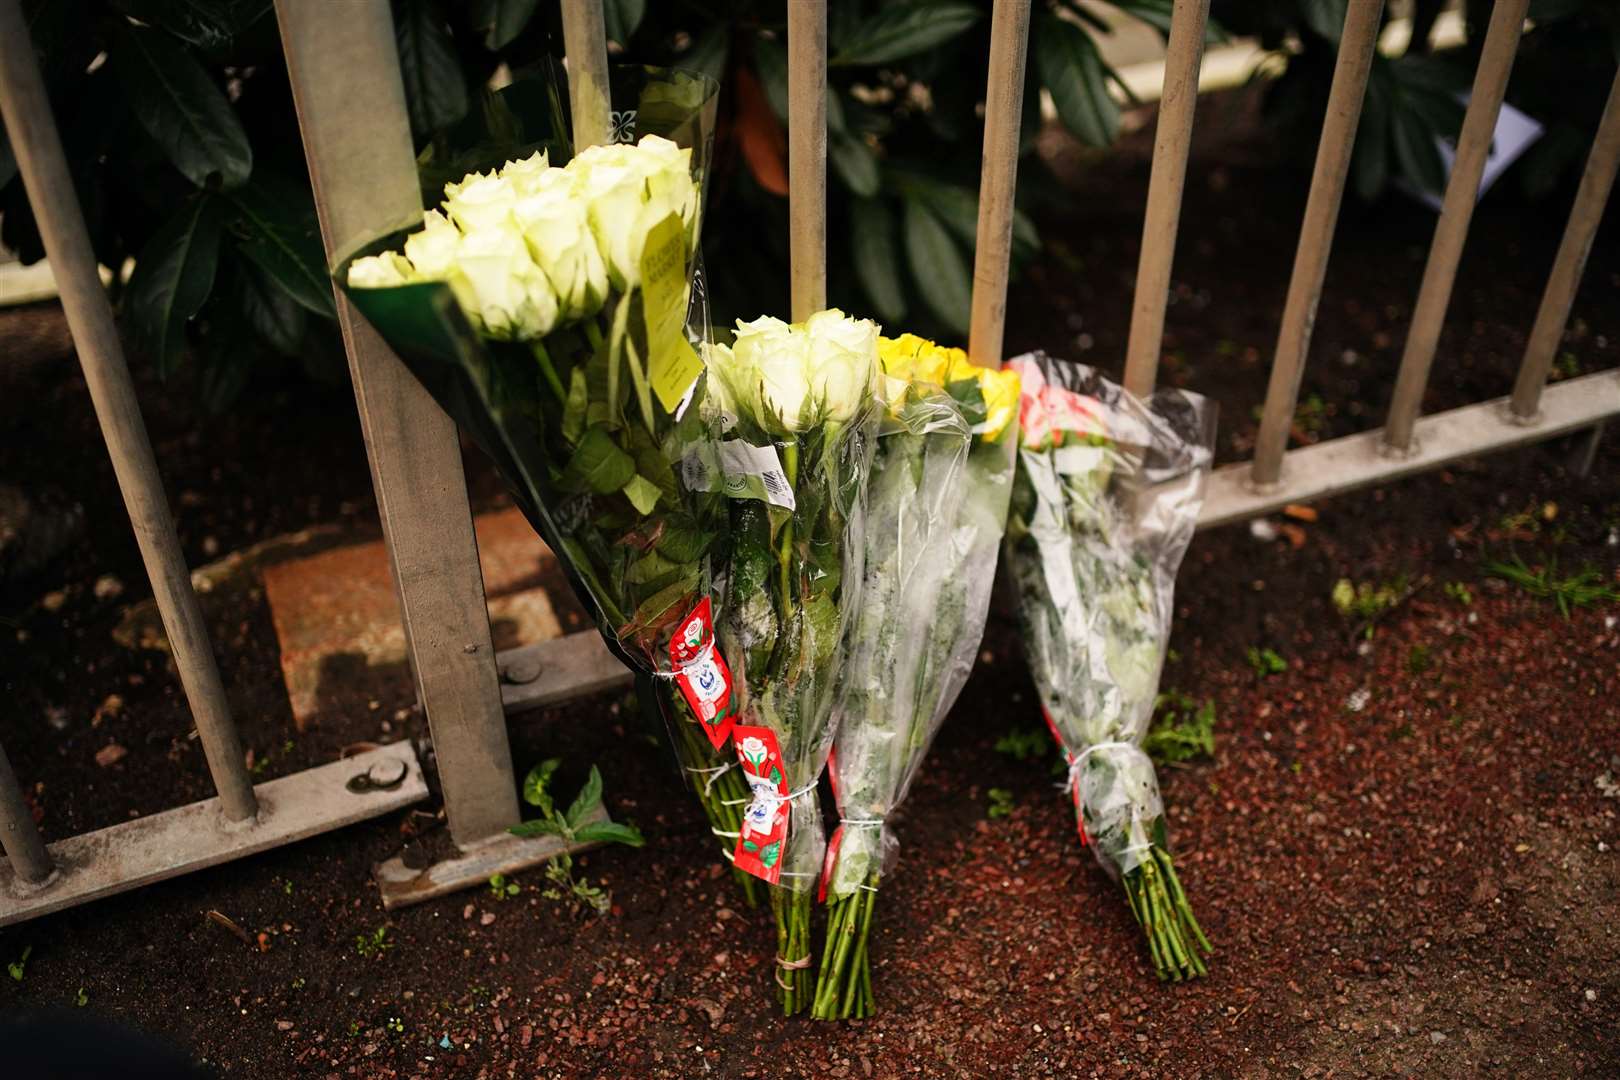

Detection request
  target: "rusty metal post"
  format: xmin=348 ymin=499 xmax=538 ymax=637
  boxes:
xmin=1122 ymin=0 xmax=1211 ymax=399
xmin=968 ymin=0 xmax=1033 ymax=370
xmin=1509 ymin=67 xmax=1620 ymax=422
xmin=559 ymin=0 xmax=612 ymax=149
xmin=1251 ymin=0 xmax=1384 ymax=488
xmin=0 ymin=0 xmax=257 ymax=823
xmin=1384 ymin=0 xmax=1529 ymax=453
xmin=0 ymin=741 xmax=52 ymax=887
xmin=788 ymin=0 xmax=828 ymax=321
xmin=275 ymin=0 xmax=519 ymax=846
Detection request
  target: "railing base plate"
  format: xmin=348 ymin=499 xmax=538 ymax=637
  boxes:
xmin=0 ymin=742 xmax=427 ymax=926
xmin=374 ymin=807 xmax=610 ymax=910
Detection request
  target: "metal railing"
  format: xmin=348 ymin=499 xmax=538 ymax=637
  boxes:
xmin=3 ymin=0 xmax=1616 ymax=925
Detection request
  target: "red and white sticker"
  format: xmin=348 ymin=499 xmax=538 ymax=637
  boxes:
xmin=732 ymin=725 xmax=790 ymax=884
xmin=669 ymin=598 xmax=736 ymax=750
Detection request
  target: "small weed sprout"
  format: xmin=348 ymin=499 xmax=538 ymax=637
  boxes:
xmin=7 ymin=946 xmax=30 ymax=982
xmin=508 ymin=760 xmax=644 ymax=915
xmin=987 ymin=788 xmax=1015 ymax=819
xmin=1145 ymin=691 xmax=1217 ymax=764
xmin=1485 ymin=555 xmax=1620 ymax=617
xmin=487 ymin=874 xmax=520 ymax=900
xmin=354 ymin=926 xmax=392 ymax=959
xmin=1245 ymin=646 xmax=1287 ymax=678
xmin=1443 ymin=581 xmax=1473 ymax=605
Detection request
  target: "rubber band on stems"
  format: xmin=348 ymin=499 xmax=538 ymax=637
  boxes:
xmin=1058 ymin=740 xmax=1136 ymax=797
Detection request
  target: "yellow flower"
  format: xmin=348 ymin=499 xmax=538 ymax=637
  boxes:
xmin=976 ymin=365 xmax=1021 ymax=443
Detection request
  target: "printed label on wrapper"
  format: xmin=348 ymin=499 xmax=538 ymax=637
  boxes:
xmin=732 ymin=725 xmax=790 ymax=884
xmin=669 ymin=598 xmax=736 ymax=750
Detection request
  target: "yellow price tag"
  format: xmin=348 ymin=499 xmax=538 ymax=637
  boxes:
xmin=640 ymin=213 xmax=705 ymax=414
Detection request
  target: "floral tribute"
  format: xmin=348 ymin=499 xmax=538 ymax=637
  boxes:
xmin=1003 ymin=351 xmax=1216 ymax=980
xmin=811 ymin=334 xmax=1019 ymax=1019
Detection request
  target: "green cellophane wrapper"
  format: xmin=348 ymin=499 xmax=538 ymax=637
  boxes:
xmin=335 ymin=66 xmax=761 ymax=901
xmin=1004 ymin=351 xmax=1216 ymax=981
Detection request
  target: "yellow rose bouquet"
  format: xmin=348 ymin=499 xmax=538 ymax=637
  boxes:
xmin=812 ymin=335 xmax=1020 ymax=1019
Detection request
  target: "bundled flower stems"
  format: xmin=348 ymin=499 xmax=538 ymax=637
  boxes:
xmin=340 ymin=74 xmax=759 ymax=895
xmin=812 ymin=336 xmax=1020 ymax=1019
xmin=699 ymin=311 xmax=881 ymax=1015
xmin=1004 ymin=352 xmax=1216 ymax=981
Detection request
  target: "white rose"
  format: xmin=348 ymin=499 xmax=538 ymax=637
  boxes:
xmin=568 ymin=136 xmax=698 ymax=290
xmin=734 ymin=315 xmax=813 ymax=434
xmin=455 ymin=225 xmax=559 ymax=339
xmin=346 ymin=251 xmax=415 ymax=288
xmin=498 ymin=150 xmax=550 ymax=195
xmin=514 ymin=168 xmax=608 ymax=319
xmin=700 ymin=342 xmax=742 ymax=426
xmin=403 ymin=210 xmax=462 ymax=279
xmin=804 ymin=309 xmax=879 ymax=423
xmin=443 ymin=170 xmax=519 ymax=233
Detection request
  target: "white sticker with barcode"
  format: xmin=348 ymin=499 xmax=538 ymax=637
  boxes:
xmin=717 ymin=440 xmax=796 ymax=511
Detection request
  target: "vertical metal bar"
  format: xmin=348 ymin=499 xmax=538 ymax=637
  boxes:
xmin=1509 ymin=68 xmax=1620 ymax=422
xmin=559 ymin=0 xmax=612 ymax=150
xmin=0 ymin=741 xmax=52 ymax=886
xmin=1383 ymin=0 xmax=1530 ymax=453
xmin=275 ymin=1 xmax=519 ymax=846
xmin=968 ymin=0 xmax=1033 ymax=370
xmin=0 ymin=0 xmax=257 ymax=823
xmin=1122 ymin=0 xmax=1211 ymax=399
xmin=788 ymin=0 xmax=828 ymax=321
xmin=1251 ymin=0 xmax=1385 ymax=488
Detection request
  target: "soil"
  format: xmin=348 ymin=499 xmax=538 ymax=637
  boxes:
xmin=2 ymin=86 xmax=1618 ymax=1078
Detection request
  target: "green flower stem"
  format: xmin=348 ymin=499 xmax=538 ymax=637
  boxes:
xmin=622 ymin=328 xmax=656 ymax=436
xmin=1121 ymin=843 xmax=1212 ymax=981
xmin=811 ymin=872 xmax=881 ymax=1020
xmin=668 ymin=694 xmax=760 ymax=908
xmin=583 ymin=314 xmax=605 ymax=355
xmin=776 ymin=440 xmax=800 ymax=627
xmin=772 ymin=886 xmax=813 ymax=1016
xmin=531 ymin=340 xmax=566 ymax=404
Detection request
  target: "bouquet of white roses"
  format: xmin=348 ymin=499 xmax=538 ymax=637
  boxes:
xmin=811 ymin=335 xmax=1019 ymax=1019
xmin=696 ymin=309 xmax=882 ymax=1015
xmin=340 ymin=72 xmax=764 ymax=900
xmin=1003 ymin=351 xmax=1215 ymax=981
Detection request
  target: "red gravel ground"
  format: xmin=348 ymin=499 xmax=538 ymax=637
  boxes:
xmin=2 ymin=89 xmax=1618 ymax=1077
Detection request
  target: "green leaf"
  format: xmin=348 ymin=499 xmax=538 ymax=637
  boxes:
xmin=565 ymin=766 xmax=604 ymax=830
xmin=829 ymin=129 xmax=881 ymax=197
xmin=564 ymin=426 xmax=637 ymax=494
xmin=1104 ymin=0 xmax=1225 ymax=43
xmin=850 ymin=198 xmax=905 ymax=324
xmin=1353 ymin=61 xmax=1392 ymax=200
xmin=113 ymin=25 xmax=252 ymax=189
xmin=621 ymin=474 xmax=664 ymax=515
xmin=759 ymin=841 xmax=780 ymax=868
xmin=125 ymin=196 xmax=224 ymax=377
xmin=625 ymin=548 xmax=680 ymax=585
xmin=654 ymin=523 xmax=714 ymax=564
xmin=522 ymin=757 xmax=561 ymax=813
xmin=603 ymin=0 xmax=645 ymax=45
xmin=682 ymin=24 xmax=730 ymax=83
xmin=562 ymin=367 xmax=588 ymax=444
xmin=227 ymin=175 xmax=335 ymax=319
xmin=831 ymin=2 xmax=982 ymax=67
xmin=470 ymin=0 xmax=538 ymax=50
xmin=1299 ymin=0 xmax=1347 ymax=43
xmin=574 ymin=820 xmax=646 ymax=848
xmin=755 ymin=37 xmax=789 ymax=122
xmin=1036 ymin=14 xmax=1119 ymax=148
xmin=902 ymin=198 xmax=970 ymax=335
xmin=396 ymin=0 xmax=470 ymax=136
xmin=111 ymin=0 xmax=273 ymax=50
xmin=235 ymin=257 xmax=305 ymax=356
xmin=899 ymin=174 xmax=1039 ymax=261
xmin=1390 ymin=97 xmax=1446 ymax=199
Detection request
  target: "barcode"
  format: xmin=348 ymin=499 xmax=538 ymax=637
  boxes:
xmin=760 ymin=469 xmax=791 ymax=503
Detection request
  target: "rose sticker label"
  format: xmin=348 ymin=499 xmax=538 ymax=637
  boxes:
xmin=731 ymin=725 xmax=790 ymax=884
xmin=668 ymin=598 xmax=736 ymax=749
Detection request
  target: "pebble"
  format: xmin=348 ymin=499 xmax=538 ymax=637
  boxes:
xmin=1429 ymin=1032 xmax=1447 ymax=1044
xmin=480 ymin=912 xmax=496 ymax=926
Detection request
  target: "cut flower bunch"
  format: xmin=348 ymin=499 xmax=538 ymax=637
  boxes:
xmin=812 ymin=335 xmax=1020 ymax=1019
xmin=697 ymin=310 xmax=882 ymax=1015
xmin=339 ymin=76 xmax=762 ymax=902
xmin=1004 ymin=352 xmax=1216 ymax=981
